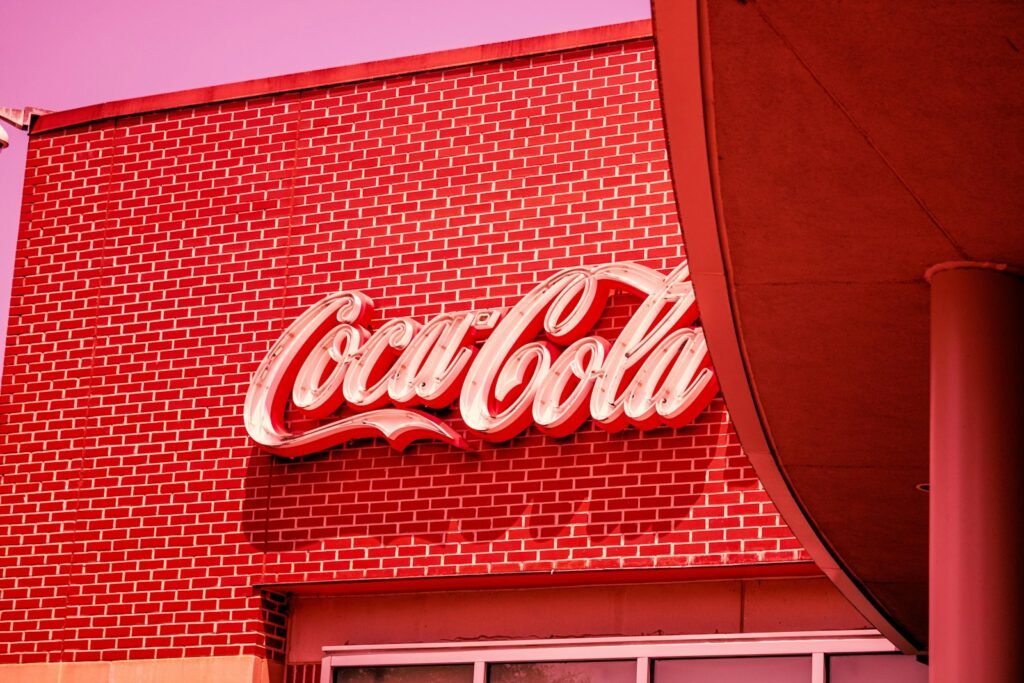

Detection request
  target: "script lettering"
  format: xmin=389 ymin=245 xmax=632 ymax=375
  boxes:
xmin=244 ymin=261 xmax=718 ymax=456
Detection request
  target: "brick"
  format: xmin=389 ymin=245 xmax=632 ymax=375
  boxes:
xmin=0 ymin=37 xmax=807 ymax=667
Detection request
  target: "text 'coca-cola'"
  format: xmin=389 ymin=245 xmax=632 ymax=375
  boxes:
xmin=245 ymin=261 xmax=718 ymax=456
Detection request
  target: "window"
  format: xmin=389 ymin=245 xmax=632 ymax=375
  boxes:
xmin=490 ymin=661 xmax=635 ymax=683
xmin=335 ymin=665 xmax=474 ymax=683
xmin=323 ymin=630 xmax=925 ymax=683
xmin=654 ymin=656 xmax=810 ymax=682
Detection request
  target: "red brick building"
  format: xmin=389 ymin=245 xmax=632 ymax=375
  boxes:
xmin=1 ymin=21 xmax=926 ymax=683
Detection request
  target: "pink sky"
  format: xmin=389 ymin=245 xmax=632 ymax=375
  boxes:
xmin=0 ymin=0 xmax=651 ymax=371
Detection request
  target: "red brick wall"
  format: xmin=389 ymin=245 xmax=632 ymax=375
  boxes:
xmin=0 ymin=37 xmax=806 ymax=664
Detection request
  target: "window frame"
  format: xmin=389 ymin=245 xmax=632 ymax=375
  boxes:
xmin=321 ymin=629 xmax=899 ymax=683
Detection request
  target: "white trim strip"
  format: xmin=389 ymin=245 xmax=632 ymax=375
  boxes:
xmin=323 ymin=630 xmax=896 ymax=671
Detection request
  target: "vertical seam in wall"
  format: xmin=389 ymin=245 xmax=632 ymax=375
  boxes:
xmin=60 ymin=120 xmax=117 ymax=662
xmin=281 ymin=97 xmax=307 ymax=342
xmin=261 ymin=95 xmax=308 ymax=588
xmin=739 ymin=580 xmax=746 ymax=632
xmin=283 ymin=590 xmax=296 ymax=672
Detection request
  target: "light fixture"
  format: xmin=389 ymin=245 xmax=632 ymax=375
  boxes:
xmin=0 ymin=106 xmax=51 ymax=155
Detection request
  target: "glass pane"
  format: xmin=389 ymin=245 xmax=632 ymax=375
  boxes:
xmin=335 ymin=664 xmax=474 ymax=683
xmin=654 ymin=656 xmax=811 ymax=682
xmin=829 ymin=654 xmax=928 ymax=683
xmin=489 ymin=660 xmax=635 ymax=683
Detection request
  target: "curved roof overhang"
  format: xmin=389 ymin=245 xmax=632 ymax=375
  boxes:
xmin=652 ymin=0 xmax=1024 ymax=653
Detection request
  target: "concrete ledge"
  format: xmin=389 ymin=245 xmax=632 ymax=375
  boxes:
xmin=0 ymin=656 xmax=283 ymax=683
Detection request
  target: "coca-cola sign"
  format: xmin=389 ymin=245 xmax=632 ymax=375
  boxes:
xmin=245 ymin=261 xmax=718 ymax=456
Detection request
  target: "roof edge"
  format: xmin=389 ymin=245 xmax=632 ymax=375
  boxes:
xmin=32 ymin=19 xmax=652 ymax=135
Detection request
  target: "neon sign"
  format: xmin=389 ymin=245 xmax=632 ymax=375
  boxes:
xmin=245 ymin=262 xmax=717 ymax=456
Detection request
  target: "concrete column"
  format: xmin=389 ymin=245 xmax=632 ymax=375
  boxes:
xmin=928 ymin=263 xmax=1024 ymax=682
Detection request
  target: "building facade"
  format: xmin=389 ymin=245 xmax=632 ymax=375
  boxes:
xmin=0 ymin=22 xmax=925 ymax=683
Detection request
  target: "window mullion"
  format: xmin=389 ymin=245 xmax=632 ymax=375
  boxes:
xmin=636 ymin=656 xmax=650 ymax=683
xmin=812 ymin=652 xmax=827 ymax=683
